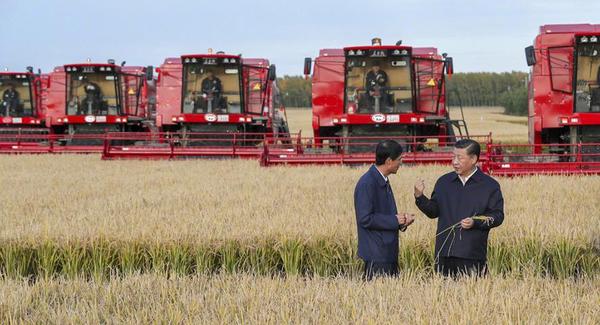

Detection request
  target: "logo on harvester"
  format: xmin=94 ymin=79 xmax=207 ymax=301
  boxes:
xmin=84 ymin=115 xmax=96 ymax=123
xmin=371 ymin=114 xmax=386 ymax=123
xmin=205 ymin=114 xmax=217 ymax=122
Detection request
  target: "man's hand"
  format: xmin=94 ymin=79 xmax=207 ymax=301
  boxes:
xmin=397 ymin=213 xmax=415 ymax=227
xmin=461 ymin=217 xmax=474 ymax=229
xmin=414 ymin=179 xmax=425 ymax=198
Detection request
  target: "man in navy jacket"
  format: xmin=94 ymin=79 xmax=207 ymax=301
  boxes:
xmin=414 ymin=139 xmax=504 ymax=277
xmin=354 ymin=140 xmax=415 ymax=280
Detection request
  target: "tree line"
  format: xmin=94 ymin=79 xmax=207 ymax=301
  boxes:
xmin=277 ymin=71 xmax=529 ymax=116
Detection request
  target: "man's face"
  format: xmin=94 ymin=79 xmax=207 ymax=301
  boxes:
xmin=452 ymin=147 xmax=477 ymax=176
xmin=386 ymin=156 xmax=402 ymax=174
xmin=372 ymin=66 xmax=380 ymax=73
xmin=207 ymin=72 xmax=214 ymax=79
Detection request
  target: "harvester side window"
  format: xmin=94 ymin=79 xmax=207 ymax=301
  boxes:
xmin=575 ymin=44 xmax=600 ymax=113
xmin=182 ymin=65 xmax=242 ymax=114
xmin=66 ymin=73 xmax=120 ymax=116
xmin=345 ymin=58 xmax=412 ymax=114
xmin=548 ymin=47 xmax=573 ymax=94
xmin=0 ymin=76 xmax=34 ymax=117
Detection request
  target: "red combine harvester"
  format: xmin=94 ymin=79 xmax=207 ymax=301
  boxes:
xmin=484 ymin=24 xmax=600 ymax=175
xmin=0 ymin=68 xmax=49 ymax=152
xmin=41 ymin=60 xmax=154 ymax=152
xmin=261 ymin=38 xmax=481 ymax=166
xmin=102 ymin=51 xmax=290 ymax=159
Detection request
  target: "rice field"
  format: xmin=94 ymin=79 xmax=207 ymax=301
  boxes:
xmin=0 ymin=107 xmax=597 ymax=323
xmin=1 ymin=274 xmax=598 ymax=324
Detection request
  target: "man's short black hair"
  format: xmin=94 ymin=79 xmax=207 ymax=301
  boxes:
xmin=454 ymin=139 xmax=481 ymax=161
xmin=375 ymin=140 xmax=403 ymax=165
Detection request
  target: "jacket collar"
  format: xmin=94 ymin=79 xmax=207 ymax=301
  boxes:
xmin=452 ymin=167 xmax=484 ymax=184
xmin=369 ymin=165 xmax=389 ymax=187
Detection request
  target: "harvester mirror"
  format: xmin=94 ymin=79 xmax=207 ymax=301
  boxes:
xmin=445 ymin=57 xmax=454 ymax=75
xmin=303 ymin=57 xmax=312 ymax=76
xmin=145 ymin=66 xmax=154 ymax=81
xmin=268 ymin=64 xmax=277 ymax=81
xmin=525 ymin=46 xmax=536 ymax=66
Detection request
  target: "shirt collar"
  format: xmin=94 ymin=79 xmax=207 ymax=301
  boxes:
xmin=456 ymin=167 xmax=479 ymax=186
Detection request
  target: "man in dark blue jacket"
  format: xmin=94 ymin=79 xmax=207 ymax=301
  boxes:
xmin=354 ymin=140 xmax=415 ymax=280
xmin=414 ymin=139 xmax=504 ymax=277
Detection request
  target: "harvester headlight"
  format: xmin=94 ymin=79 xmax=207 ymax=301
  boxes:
xmin=116 ymin=117 xmax=122 ymax=122
xmin=178 ymin=116 xmax=184 ymax=121
xmin=581 ymin=36 xmax=589 ymax=43
xmin=561 ymin=117 xmax=568 ymax=124
xmin=239 ymin=117 xmax=245 ymax=122
xmin=106 ymin=67 xmax=112 ymax=71
xmin=171 ymin=117 xmax=177 ymax=122
xmin=184 ymin=58 xmax=190 ymax=63
xmin=100 ymin=67 xmax=105 ymax=71
xmin=57 ymin=118 xmax=62 ymax=123
xmin=246 ymin=117 xmax=252 ymax=122
xmin=591 ymin=36 xmax=598 ymax=43
xmin=122 ymin=117 xmax=127 ymax=123
xmin=63 ymin=118 xmax=69 ymax=123
xmin=333 ymin=118 xmax=339 ymax=123
xmin=191 ymin=58 xmax=197 ymax=63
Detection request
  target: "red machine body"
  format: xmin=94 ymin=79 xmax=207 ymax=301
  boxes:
xmin=44 ymin=62 xmax=154 ymax=135
xmin=0 ymin=71 xmax=45 ymax=128
xmin=305 ymin=40 xmax=456 ymax=144
xmin=154 ymin=53 xmax=288 ymax=135
xmin=526 ymin=24 xmax=600 ymax=147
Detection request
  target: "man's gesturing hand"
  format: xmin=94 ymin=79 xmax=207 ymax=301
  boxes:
xmin=414 ymin=179 xmax=425 ymax=198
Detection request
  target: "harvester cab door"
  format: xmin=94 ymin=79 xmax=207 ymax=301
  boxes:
xmin=244 ymin=66 xmax=266 ymax=115
xmin=121 ymin=73 xmax=142 ymax=117
xmin=413 ymin=57 xmax=445 ymax=114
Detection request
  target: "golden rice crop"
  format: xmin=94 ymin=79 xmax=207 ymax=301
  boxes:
xmin=0 ymin=274 xmax=597 ymax=324
xmin=0 ymin=155 xmax=598 ymax=278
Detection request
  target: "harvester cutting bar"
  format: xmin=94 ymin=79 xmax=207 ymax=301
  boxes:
xmin=101 ymin=132 xmax=298 ymax=160
xmin=0 ymin=133 xmax=106 ymax=154
xmin=260 ymin=134 xmax=492 ymax=166
xmin=483 ymin=142 xmax=600 ymax=176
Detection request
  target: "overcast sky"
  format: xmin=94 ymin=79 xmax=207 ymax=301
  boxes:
xmin=2 ymin=0 xmax=600 ymax=76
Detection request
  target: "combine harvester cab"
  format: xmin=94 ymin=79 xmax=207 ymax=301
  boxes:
xmin=0 ymin=68 xmax=49 ymax=153
xmin=103 ymin=51 xmax=291 ymax=159
xmin=485 ymin=24 xmax=600 ymax=175
xmin=42 ymin=60 xmax=154 ymax=153
xmin=262 ymin=38 xmax=485 ymax=166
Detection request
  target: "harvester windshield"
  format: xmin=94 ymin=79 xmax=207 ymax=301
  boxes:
xmin=181 ymin=57 xmax=242 ymax=114
xmin=574 ymin=36 xmax=600 ymax=113
xmin=344 ymin=48 xmax=412 ymax=114
xmin=0 ymin=74 xmax=34 ymax=117
xmin=65 ymin=66 xmax=121 ymax=116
